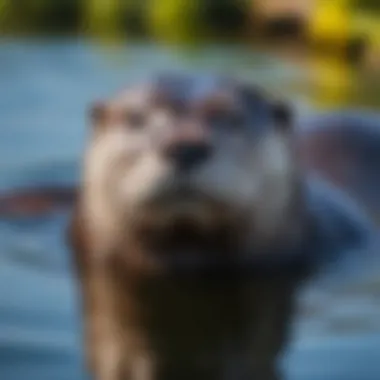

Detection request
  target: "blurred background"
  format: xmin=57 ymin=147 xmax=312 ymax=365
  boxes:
xmin=1 ymin=1 xmax=380 ymax=380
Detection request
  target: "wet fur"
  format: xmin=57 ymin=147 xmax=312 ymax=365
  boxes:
xmin=70 ymin=205 xmax=304 ymax=380
xmin=67 ymin=77 xmax=372 ymax=380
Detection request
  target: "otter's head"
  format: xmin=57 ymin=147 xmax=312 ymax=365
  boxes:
xmin=82 ymin=74 xmax=301 ymax=259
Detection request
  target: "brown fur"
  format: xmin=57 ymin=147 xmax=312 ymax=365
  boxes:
xmin=69 ymin=215 xmax=303 ymax=380
xmin=69 ymin=76 xmax=311 ymax=380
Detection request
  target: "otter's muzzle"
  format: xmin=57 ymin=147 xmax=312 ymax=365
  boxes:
xmin=162 ymin=123 xmax=213 ymax=172
xmin=164 ymin=142 xmax=212 ymax=172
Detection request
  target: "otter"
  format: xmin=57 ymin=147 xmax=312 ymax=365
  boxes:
xmin=66 ymin=74 xmax=373 ymax=380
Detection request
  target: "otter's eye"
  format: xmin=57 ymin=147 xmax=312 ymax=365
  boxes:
xmin=125 ymin=111 xmax=146 ymax=130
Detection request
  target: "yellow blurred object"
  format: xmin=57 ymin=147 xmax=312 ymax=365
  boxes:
xmin=308 ymin=53 xmax=355 ymax=109
xmin=308 ymin=0 xmax=351 ymax=46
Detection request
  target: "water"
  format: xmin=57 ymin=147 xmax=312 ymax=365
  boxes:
xmin=1 ymin=38 xmax=380 ymax=380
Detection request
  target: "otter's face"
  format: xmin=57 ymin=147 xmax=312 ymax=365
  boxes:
xmin=83 ymin=75 xmax=296 ymax=236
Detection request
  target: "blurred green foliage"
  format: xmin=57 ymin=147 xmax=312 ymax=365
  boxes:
xmin=0 ymin=0 xmax=251 ymax=42
xmin=0 ymin=0 xmax=379 ymax=45
xmin=0 ymin=0 xmax=80 ymax=34
xmin=352 ymin=0 xmax=380 ymax=12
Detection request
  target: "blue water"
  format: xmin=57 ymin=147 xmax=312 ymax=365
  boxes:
xmin=1 ymin=39 xmax=380 ymax=380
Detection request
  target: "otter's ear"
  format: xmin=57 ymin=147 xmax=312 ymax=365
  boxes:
xmin=272 ymin=101 xmax=293 ymax=131
xmin=89 ymin=100 xmax=107 ymax=128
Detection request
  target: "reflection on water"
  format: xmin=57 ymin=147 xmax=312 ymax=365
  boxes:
xmin=1 ymin=39 xmax=380 ymax=380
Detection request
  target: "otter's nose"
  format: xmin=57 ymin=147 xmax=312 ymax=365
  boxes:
xmin=165 ymin=142 xmax=212 ymax=171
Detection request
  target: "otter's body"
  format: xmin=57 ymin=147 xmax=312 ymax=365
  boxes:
xmin=67 ymin=74 xmax=306 ymax=380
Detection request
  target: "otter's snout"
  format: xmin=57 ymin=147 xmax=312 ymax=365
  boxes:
xmin=164 ymin=142 xmax=213 ymax=172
